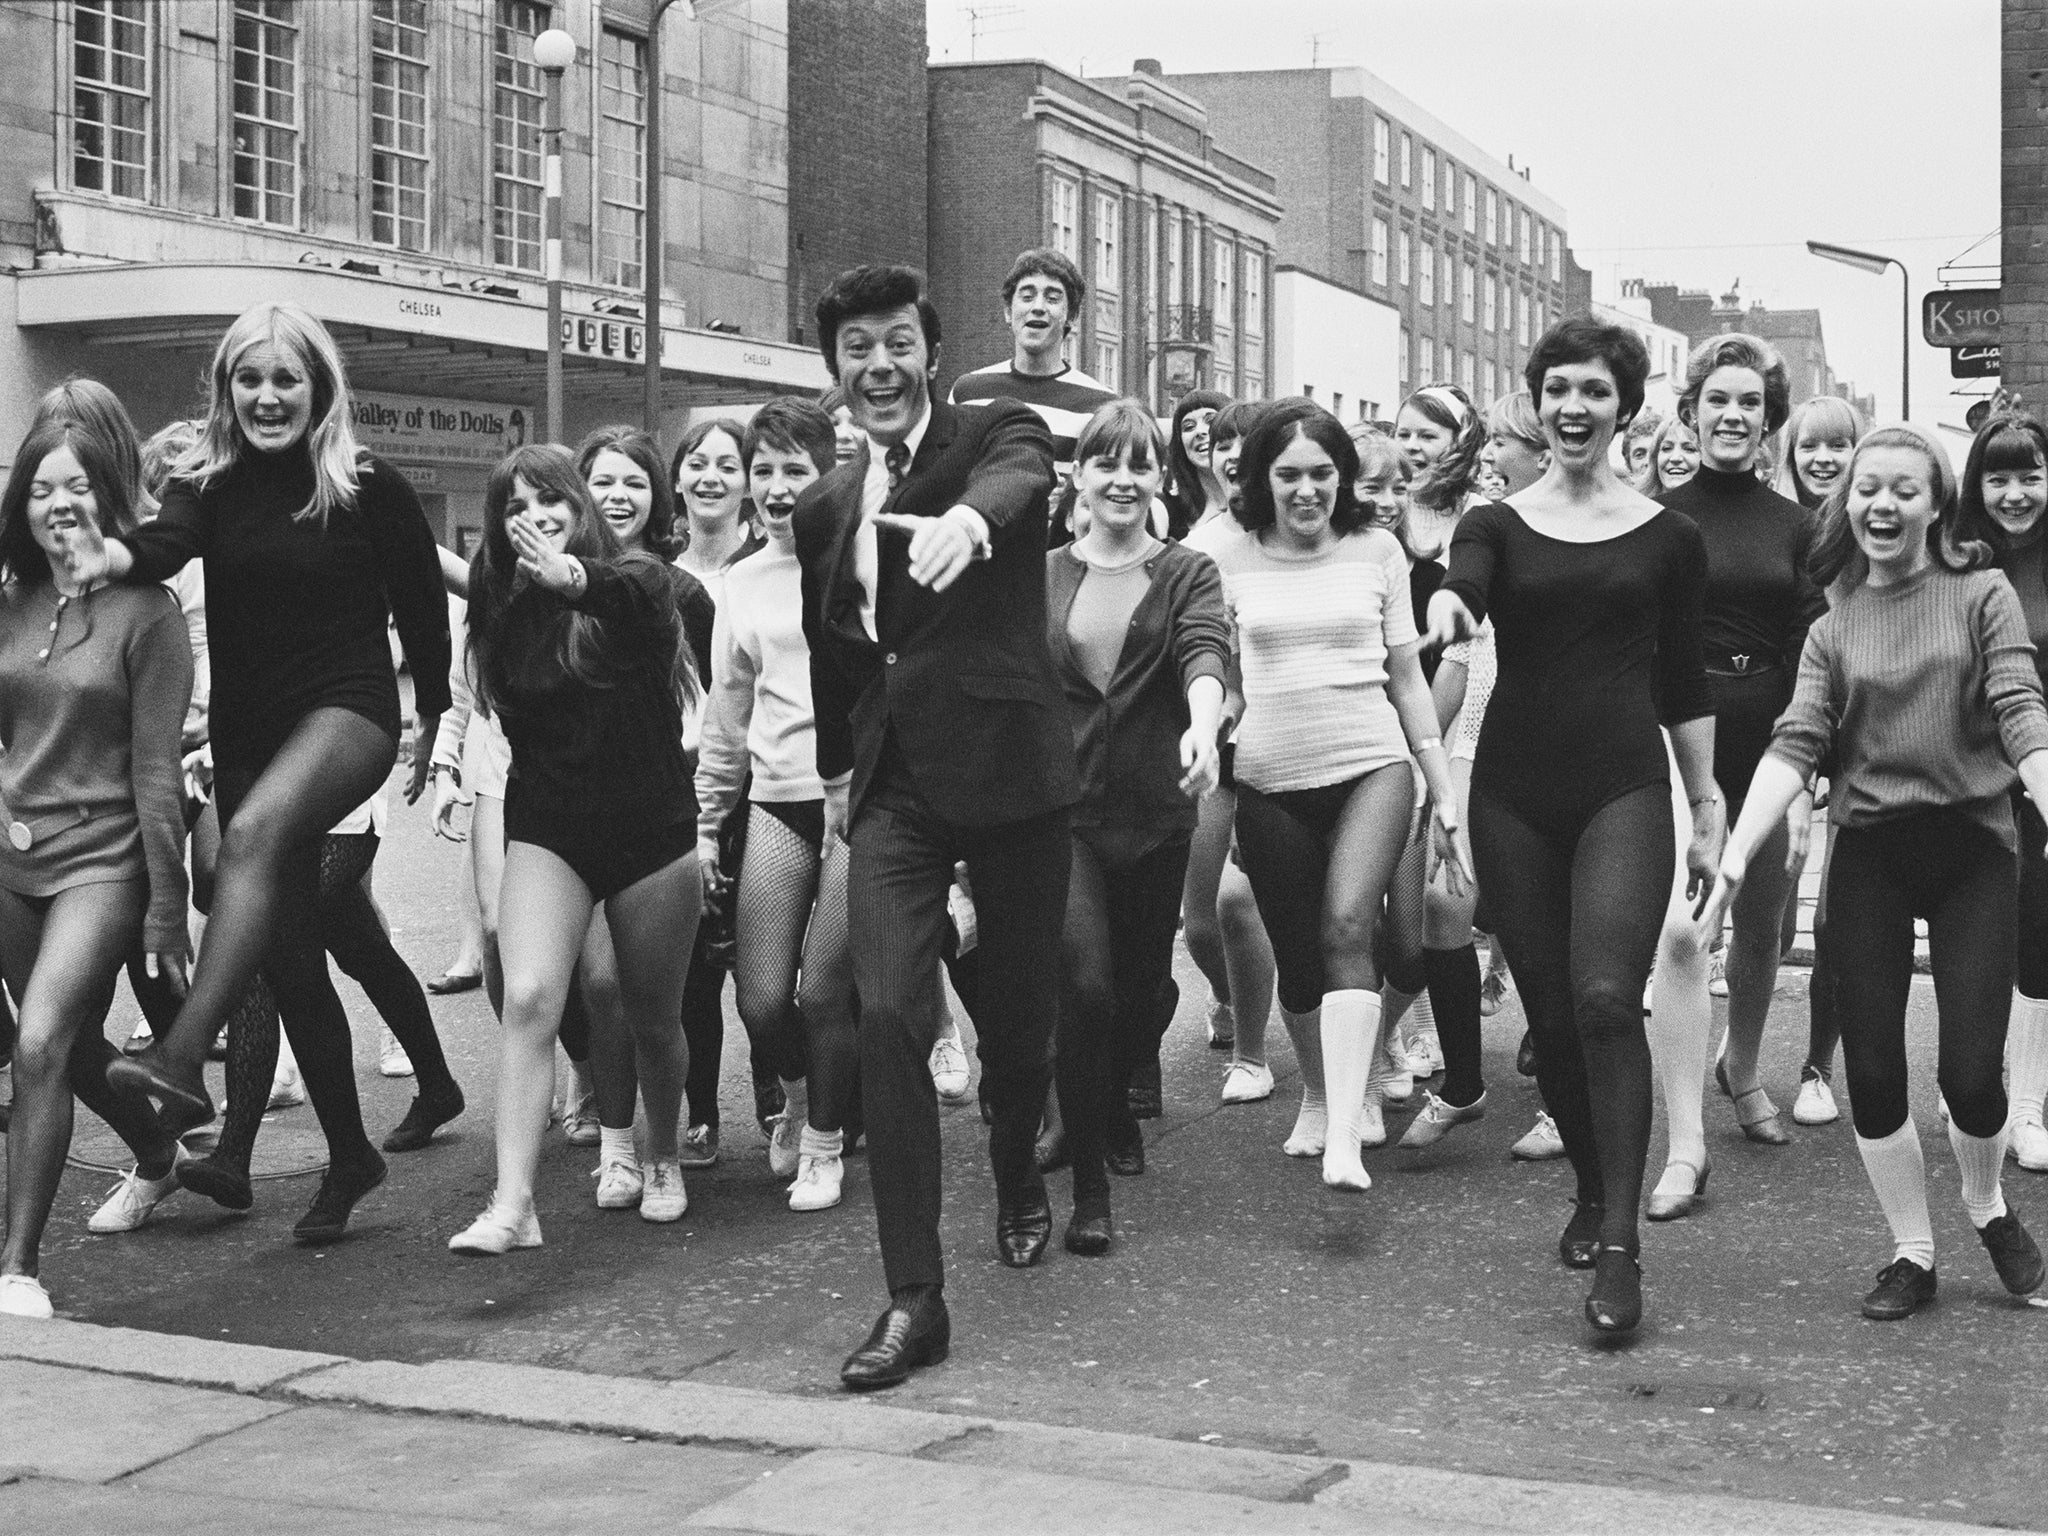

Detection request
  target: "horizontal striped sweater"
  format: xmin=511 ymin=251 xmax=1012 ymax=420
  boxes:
xmin=1768 ymin=564 xmax=2048 ymax=848
xmin=948 ymin=363 xmax=1117 ymax=460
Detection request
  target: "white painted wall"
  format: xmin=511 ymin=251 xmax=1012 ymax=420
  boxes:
xmin=1272 ymin=268 xmax=1402 ymax=426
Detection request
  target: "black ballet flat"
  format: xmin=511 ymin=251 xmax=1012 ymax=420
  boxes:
xmin=381 ymin=1084 xmax=466 ymax=1154
xmin=1063 ymin=1201 xmax=1112 ymax=1257
xmin=1559 ymin=1200 xmax=1603 ymax=1269
xmin=106 ymin=1046 xmax=214 ymax=1126
xmin=1585 ymin=1245 xmax=1643 ymax=1336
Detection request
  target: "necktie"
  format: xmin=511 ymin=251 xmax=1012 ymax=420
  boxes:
xmin=885 ymin=442 xmax=910 ymax=491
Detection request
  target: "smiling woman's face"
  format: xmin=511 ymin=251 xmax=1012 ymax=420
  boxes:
xmin=231 ymin=341 xmax=314 ymax=454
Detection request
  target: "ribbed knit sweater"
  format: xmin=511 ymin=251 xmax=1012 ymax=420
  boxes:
xmin=1769 ymin=565 xmax=2048 ymax=848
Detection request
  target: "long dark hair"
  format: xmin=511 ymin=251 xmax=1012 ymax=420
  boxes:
xmin=1955 ymin=412 xmax=2048 ymax=606
xmin=468 ymin=444 xmax=695 ymax=720
xmin=1 ymin=415 xmax=144 ymax=590
xmin=575 ymin=424 xmax=681 ymax=559
xmin=1163 ymin=388 xmax=1229 ymax=536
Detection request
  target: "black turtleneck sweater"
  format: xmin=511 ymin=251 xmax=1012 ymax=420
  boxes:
xmin=124 ymin=449 xmax=451 ymax=764
xmin=1658 ymin=466 xmax=1825 ymax=670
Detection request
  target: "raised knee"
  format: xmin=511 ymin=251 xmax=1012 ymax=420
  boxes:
xmin=1576 ymin=976 xmax=1644 ymax=1037
xmin=10 ymin=1027 xmax=68 ymax=1081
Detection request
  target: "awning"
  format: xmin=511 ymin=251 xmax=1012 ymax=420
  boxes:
xmin=14 ymin=261 xmax=824 ymax=407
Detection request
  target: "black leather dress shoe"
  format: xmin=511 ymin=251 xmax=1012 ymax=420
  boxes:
xmin=996 ymin=1192 xmax=1053 ymax=1267
xmin=840 ymin=1292 xmax=950 ymax=1391
xmin=1063 ymin=1205 xmax=1112 ymax=1256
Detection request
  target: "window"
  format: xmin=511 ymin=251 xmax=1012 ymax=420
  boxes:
xmin=1549 ymin=231 xmax=1561 ymax=281
xmin=1461 ymin=262 xmax=1475 ymax=324
xmin=1213 ymin=235 xmax=1234 ymax=327
xmin=1399 ymin=131 xmax=1412 ymax=188
xmin=1485 ymin=361 xmax=1497 ymax=405
xmin=1093 ymin=192 xmax=1120 ymax=291
xmin=1399 ymin=325 xmax=1410 ymax=392
xmin=1518 ymin=207 xmax=1531 ymax=264
xmin=1443 ymin=158 xmax=1456 ymax=216
xmin=370 ymin=0 xmax=429 ymax=250
xmin=1373 ymin=116 xmax=1390 ymax=184
xmin=1164 ymin=210 xmax=1183 ymax=306
xmin=1418 ymin=241 xmax=1434 ymax=305
xmin=595 ymin=28 xmax=647 ymax=287
xmin=1332 ymin=391 xmax=1344 ymax=420
xmin=1398 ymin=229 xmax=1411 ymax=288
xmin=1535 ymin=299 xmax=1546 ymax=335
xmin=1516 ymin=290 xmax=1528 ymax=346
xmin=1370 ymin=217 xmax=1388 ymax=286
xmin=232 ymin=0 xmax=299 ymax=226
xmin=1461 ymin=351 xmax=1476 ymax=394
xmin=1440 ymin=341 xmax=1454 ymax=382
xmin=492 ymin=0 xmax=548 ymax=269
xmin=1484 ymin=275 xmax=1497 ymax=333
xmin=73 ymin=0 xmax=151 ymax=200
xmin=1463 ymin=173 xmax=1477 ymax=234
xmin=1243 ymin=256 xmax=1264 ymax=337
xmin=1095 ymin=338 xmax=1120 ymax=389
xmin=1050 ymin=176 xmax=1079 ymax=259
xmin=1421 ymin=147 xmax=1436 ymax=211
xmin=1485 ymin=187 xmax=1498 ymax=245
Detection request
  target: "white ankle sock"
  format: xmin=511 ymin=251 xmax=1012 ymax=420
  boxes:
xmin=1279 ymin=1006 xmax=1324 ymax=1096
xmin=1856 ymin=1118 xmax=1935 ymax=1269
xmin=780 ymin=1077 xmax=809 ymax=1126
xmin=799 ymin=1124 xmax=843 ymax=1161
xmin=1319 ymin=989 xmax=1379 ymax=1188
xmin=599 ymin=1126 xmax=636 ymax=1164
xmin=2007 ymin=994 xmax=2048 ymax=1128
xmin=1407 ymin=987 xmax=1436 ymax=1041
xmin=1947 ymin=1118 xmax=2010 ymax=1227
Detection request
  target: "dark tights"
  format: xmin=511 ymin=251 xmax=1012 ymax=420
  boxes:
xmin=213 ymin=831 xmax=459 ymax=1173
xmin=1057 ymin=834 xmax=1191 ymax=1209
xmin=1471 ymin=782 xmax=1671 ymax=1254
xmin=1828 ymin=810 xmax=2016 ymax=1141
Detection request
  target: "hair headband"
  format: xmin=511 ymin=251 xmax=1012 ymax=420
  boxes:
xmin=1415 ymin=385 xmax=1472 ymax=426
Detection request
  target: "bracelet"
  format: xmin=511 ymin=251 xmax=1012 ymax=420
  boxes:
xmin=1688 ymin=790 xmax=1720 ymax=808
xmin=1413 ymin=736 xmax=1442 ymax=754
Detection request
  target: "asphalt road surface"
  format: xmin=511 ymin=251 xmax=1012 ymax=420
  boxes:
xmin=11 ymin=767 xmax=2047 ymax=1532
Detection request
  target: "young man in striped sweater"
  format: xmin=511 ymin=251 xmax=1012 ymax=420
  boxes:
xmin=949 ymin=248 xmax=1118 ymax=466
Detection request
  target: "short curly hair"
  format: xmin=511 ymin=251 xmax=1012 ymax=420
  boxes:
xmin=1677 ymin=332 xmax=1792 ymax=437
xmin=1523 ymin=316 xmax=1651 ymax=430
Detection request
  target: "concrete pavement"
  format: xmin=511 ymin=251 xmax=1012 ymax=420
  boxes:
xmin=0 ymin=1315 xmax=2011 ymax=1535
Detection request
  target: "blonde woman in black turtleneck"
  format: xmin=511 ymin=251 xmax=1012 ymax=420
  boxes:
xmin=1643 ymin=335 xmax=1824 ymax=1222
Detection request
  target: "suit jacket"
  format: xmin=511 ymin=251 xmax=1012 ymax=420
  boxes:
xmin=793 ymin=398 xmax=1080 ymax=827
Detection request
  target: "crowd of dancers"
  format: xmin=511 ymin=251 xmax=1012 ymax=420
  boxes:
xmin=1 ymin=242 xmax=2046 ymax=1390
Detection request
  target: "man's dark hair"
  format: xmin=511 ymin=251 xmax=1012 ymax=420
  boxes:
xmin=814 ymin=264 xmax=943 ymax=374
xmin=1000 ymin=247 xmax=1087 ymax=320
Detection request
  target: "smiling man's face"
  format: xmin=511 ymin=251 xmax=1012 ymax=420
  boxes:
xmin=833 ymin=304 xmax=937 ymax=448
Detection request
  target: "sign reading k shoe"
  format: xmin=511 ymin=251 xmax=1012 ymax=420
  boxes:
xmin=1923 ymin=288 xmax=2001 ymax=349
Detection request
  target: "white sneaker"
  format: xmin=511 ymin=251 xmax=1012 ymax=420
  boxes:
xmin=1369 ymin=1042 xmax=1413 ymax=1106
xmin=928 ymin=1030 xmax=972 ymax=1102
xmin=87 ymin=1148 xmax=189 ymax=1234
xmin=1206 ymin=997 xmax=1235 ymax=1049
xmin=125 ymin=1017 xmax=153 ymax=1052
xmin=1283 ymin=1097 xmax=1327 ymax=1158
xmin=789 ymin=1153 xmax=844 ymax=1211
xmin=448 ymin=1202 xmax=542 ymax=1255
xmin=593 ymin=1152 xmax=644 ymax=1210
xmin=1220 ymin=1060 xmax=1274 ymax=1104
xmin=378 ymin=1029 xmax=414 ymax=1079
xmin=1707 ymin=948 xmax=1729 ymax=997
xmin=562 ymin=1093 xmax=601 ymax=1147
xmin=767 ymin=1111 xmax=803 ymax=1178
xmin=1511 ymin=1111 xmax=1566 ymax=1161
xmin=267 ymin=1062 xmax=306 ymax=1109
xmin=639 ymin=1160 xmax=688 ymax=1222
xmin=1402 ymin=1030 xmax=1445 ymax=1078
xmin=1479 ymin=968 xmax=1511 ymax=1018
xmin=1398 ymin=1089 xmax=1486 ymax=1150
xmin=1358 ymin=1092 xmax=1388 ymax=1149
xmin=0 ymin=1273 xmax=53 ymax=1319
xmin=2010 ymin=1119 xmax=2048 ymax=1173
xmin=1793 ymin=1066 xmax=1840 ymax=1126
xmin=948 ymin=880 xmax=978 ymax=956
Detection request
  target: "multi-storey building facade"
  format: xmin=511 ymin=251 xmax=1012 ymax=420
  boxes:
xmin=1164 ymin=65 xmax=1570 ymax=410
xmin=927 ymin=59 xmax=1281 ymax=411
xmin=1 ymin=0 xmax=847 ymax=544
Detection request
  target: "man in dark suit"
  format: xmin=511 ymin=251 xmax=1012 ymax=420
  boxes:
xmin=793 ymin=264 xmax=1078 ymax=1391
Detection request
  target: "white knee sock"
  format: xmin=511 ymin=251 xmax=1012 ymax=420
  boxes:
xmin=2007 ymin=994 xmax=2048 ymax=1129
xmin=1647 ymin=930 xmax=1713 ymax=1172
xmin=799 ymin=1124 xmax=843 ymax=1161
xmin=1319 ymin=989 xmax=1379 ymax=1190
xmin=1856 ymin=1118 xmax=1936 ymax=1269
xmin=1280 ymin=1006 xmax=1326 ymax=1156
xmin=599 ymin=1125 xmax=636 ymax=1165
xmin=780 ymin=1076 xmax=808 ymax=1128
xmin=1947 ymin=1118 xmax=2010 ymax=1227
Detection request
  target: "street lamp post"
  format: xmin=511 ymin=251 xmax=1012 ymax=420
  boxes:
xmin=533 ymin=28 xmax=577 ymax=443
xmin=1807 ymin=239 xmax=1910 ymax=422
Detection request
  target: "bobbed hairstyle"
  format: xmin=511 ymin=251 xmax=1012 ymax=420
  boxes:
xmin=813 ymin=263 xmax=942 ymax=376
xmin=669 ymin=417 xmax=750 ymax=542
xmin=32 ymin=377 xmax=149 ymax=518
xmin=1486 ymin=388 xmax=1544 ymax=449
xmin=1073 ymin=398 xmax=1167 ymax=473
xmin=180 ymin=301 xmax=364 ymax=525
xmin=1524 ymin=316 xmax=1651 ymax=434
xmin=1209 ymin=398 xmax=1265 ymax=450
xmin=1397 ymin=382 xmax=1486 ymax=514
xmin=1773 ymin=395 xmax=1868 ymax=508
xmin=140 ymin=419 xmax=202 ymax=503
xmin=1166 ymin=388 xmax=1230 ymax=510
xmin=743 ymin=396 xmax=838 ymax=479
xmin=999 ymin=247 xmax=1086 ymax=321
xmin=469 ymin=443 xmax=696 ymax=721
xmin=0 ymin=414 xmax=146 ymax=590
xmin=1808 ymin=424 xmax=1981 ymax=595
xmin=1677 ymin=331 xmax=1792 ymax=437
xmin=1232 ymin=398 xmax=1367 ymax=537
xmin=1348 ymin=426 xmax=1416 ymax=555
xmin=575 ymin=424 xmax=681 ymax=560
xmin=1954 ymin=412 xmax=2048 ymax=585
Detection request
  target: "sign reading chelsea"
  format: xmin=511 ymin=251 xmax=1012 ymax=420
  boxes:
xmin=352 ymin=391 xmax=529 ymax=467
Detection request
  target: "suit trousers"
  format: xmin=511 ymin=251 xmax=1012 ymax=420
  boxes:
xmin=850 ymin=757 xmax=1071 ymax=1294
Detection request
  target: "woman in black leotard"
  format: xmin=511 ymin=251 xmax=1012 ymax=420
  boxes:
xmin=80 ymin=302 xmax=450 ymax=1245
xmin=1647 ymin=336 xmax=1824 ymax=1224
xmin=1427 ymin=317 xmax=1719 ymax=1338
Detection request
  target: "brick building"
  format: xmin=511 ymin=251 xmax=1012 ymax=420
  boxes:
xmin=785 ymin=0 xmax=925 ymax=353
xmin=1631 ymin=280 xmax=1875 ymax=418
xmin=2005 ymin=0 xmax=2048 ymax=405
xmin=0 ymin=0 xmax=832 ymax=544
xmin=1163 ymin=65 xmax=1571 ymax=409
xmin=926 ymin=59 xmax=1281 ymax=411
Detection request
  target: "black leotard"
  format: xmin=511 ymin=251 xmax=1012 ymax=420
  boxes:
xmin=1657 ymin=467 xmax=1824 ymax=806
xmin=1444 ymin=499 xmax=1711 ymax=842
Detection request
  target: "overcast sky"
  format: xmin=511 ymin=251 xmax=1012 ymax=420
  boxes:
xmin=926 ymin=0 xmax=1999 ymax=429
